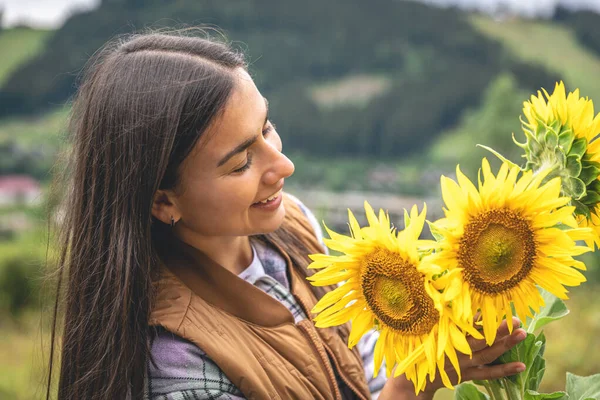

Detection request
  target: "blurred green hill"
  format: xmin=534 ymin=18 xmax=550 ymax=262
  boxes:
xmin=431 ymin=10 xmax=600 ymax=181
xmin=0 ymin=27 xmax=52 ymax=86
xmin=1 ymin=2 xmax=600 ymax=181
xmin=0 ymin=0 xmax=560 ymax=159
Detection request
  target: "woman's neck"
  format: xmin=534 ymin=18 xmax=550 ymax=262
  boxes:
xmin=176 ymin=232 xmax=253 ymax=275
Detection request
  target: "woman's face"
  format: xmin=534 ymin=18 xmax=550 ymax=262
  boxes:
xmin=157 ymin=68 xmax=295 ymax=240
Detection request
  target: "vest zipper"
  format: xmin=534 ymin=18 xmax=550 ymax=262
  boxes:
xmin=322 ymin=342 xmax=370 ymax=400
xmin=294 ymin=294 xmax=369 ymax=400
xmin=297 ymin=320 xmax=342 ymax=400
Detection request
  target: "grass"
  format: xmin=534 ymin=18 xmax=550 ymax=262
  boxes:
xmin=0 ymin=218 xmax=58 ymax=399
xmin=0 ymin=27 xmax=53 ymax=87
xmin=0 ymin=224 xmax=52 ymax=263
xmin=470 ymin=15 xmax=600 ymax=101
xmin=0 ymin=311 xmax=53 ymax=400
xmin=309 ymin=74 xmax=392 ymax=109
xmin=541 ymin=286 xmax=600 ymax=391
xmin=0 ymin=108 xmax=68 ymax=149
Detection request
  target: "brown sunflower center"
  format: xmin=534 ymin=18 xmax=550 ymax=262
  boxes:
xmin=361 ymin=248 xmax=438 ymax=335
xmin=459 ymin=209 xmax=536 ymax=294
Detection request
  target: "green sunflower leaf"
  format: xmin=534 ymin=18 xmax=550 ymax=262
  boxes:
xmin=526 ymin=332 xmax=547 ymax=392
xmin=525 ymin=161 xmax=537 ymax=171
xmin=586 ymin=160 xmax=600 ymax=169
xmin=567 ymin=177 xmax=587 ymax=199
xmin=526 ymin=289 xmax=569 ymax=333
xmin=524 ymin=390 xmax=568 ymax=400
xmin=454 ymin=383 xmax=490 ymax=400
xmin=528 ymin=136 xmax=544 ymax=158
xmin=477 ymin=145 xmax=520 ymax=168
xmin=527 ymin=354 xmax=547 ymax=392
xmin=579 ymin=165 xmax=600 ymax=186
xmin=497 ymin=333 xmax=542 ymax=387
xmin=426 ymin=221 xmax=445 ymax=242
xmin=534 ymin=120 xmax=546 ymax=135
xmin=566 ymin=155 xmax=583 ymax=177
xmin=570 ymin=138 xmax=588 ymax=158
xmin=589 ymin=179 xmax=600 ymax=193
xmin=581 ymin=191 xmax=600 ymax=206
xmin=554 ymin=148 xmax=567 ymax=167
xmin=554 ymin=222 xmax=576 ymax=231
xmin=566 ymin=372 xmax=600 ymax=400
xmin=558 ymin=130 xmax=575 ymax=153
xmin=545 ymin=130 xmax=559 ymax=148
xmin=549 ymin=119 xmax=562 ymax=133
xmin=572 ymin=199 xmax=591 ymax=219
xmin=513 ymin=132 xmax=529 ymax=149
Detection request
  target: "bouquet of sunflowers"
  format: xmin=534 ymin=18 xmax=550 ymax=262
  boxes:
xmin=308 ymin=82 xmax=600 ymax=399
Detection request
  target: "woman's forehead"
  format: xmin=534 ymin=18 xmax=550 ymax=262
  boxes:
xmin=189 ymin=70 xmax=266 ymax=165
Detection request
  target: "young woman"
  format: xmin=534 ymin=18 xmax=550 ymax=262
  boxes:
xmin=47 ymin=31 xmax=527 ymax=400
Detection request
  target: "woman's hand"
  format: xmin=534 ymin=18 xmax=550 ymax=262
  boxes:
xmin=378 ymin=317 xmax=527 ymax=400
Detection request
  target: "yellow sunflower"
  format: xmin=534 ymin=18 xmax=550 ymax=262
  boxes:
xmin=308 ymin=203 xmax=482 ymax=393
xmin=523 ymin=81 xmax=600 ymax=151
xmin=431 ymin=158 xmax=591 ymax=345
xmin=520 ymin=81 xmax=600 ymax=249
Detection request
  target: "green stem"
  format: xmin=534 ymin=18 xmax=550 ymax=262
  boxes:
xmin=503 ymin=378 xmax=523 ymax=400
xmin=488 ymin=380 xmax=505 ymax=400
xmin=485 ymin=380 xmax=506 ymax=400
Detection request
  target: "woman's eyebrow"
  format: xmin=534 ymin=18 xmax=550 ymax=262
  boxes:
xmin=217 ymin=97 xmax=269 ymax=168
xmin=263 ymin=97 xmax=269 ymax=125
xmin=217 ymin=135 xmax=259 ymax=167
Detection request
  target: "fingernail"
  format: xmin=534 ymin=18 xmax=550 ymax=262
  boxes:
xmin=514 ymin=330 xmax=526 ymax=341
xmin=515 ymin=365 xmax=526 ymax=373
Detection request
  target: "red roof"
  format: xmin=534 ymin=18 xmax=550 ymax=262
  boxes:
xmin=0 ymin=175 xmax=41 ymax=192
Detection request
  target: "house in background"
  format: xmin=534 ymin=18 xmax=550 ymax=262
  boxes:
xmin=0 ymin=175 xmax=42 ymax=207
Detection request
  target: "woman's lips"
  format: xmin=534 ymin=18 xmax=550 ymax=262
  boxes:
xmin=251 ymin=189 xmax=283 ymax=210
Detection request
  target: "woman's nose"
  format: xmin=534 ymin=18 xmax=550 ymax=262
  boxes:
xmin=264 ymin=151 xmax=295 ymax=186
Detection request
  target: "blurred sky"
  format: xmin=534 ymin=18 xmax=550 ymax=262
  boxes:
xmin=422 ymin=0 xmax=600 ymax=18
xmin=0 ymin=0 xmax=100 ymax=28
xmin=0 ymin=0 xmax=599 ymax=28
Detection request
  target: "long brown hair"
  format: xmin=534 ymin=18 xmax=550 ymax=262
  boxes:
xmin=47 ymin=31 xmax=247 ymax=400
xmin=47 ymin=29 xmax=337 ymax=400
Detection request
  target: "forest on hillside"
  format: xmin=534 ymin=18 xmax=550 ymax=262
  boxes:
xmin=0 ymin=0 xmax=563 ymax=159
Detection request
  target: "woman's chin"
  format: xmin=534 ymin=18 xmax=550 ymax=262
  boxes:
xmin=250 ymin=206 xmax=286 ymax=235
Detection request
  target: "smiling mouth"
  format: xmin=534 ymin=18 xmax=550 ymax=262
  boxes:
xmin=254 ymin=189 xmax=282 ymax=204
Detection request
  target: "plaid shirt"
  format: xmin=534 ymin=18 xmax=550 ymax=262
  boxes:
xmin=146 ymin=199 xmax=387 ymax=399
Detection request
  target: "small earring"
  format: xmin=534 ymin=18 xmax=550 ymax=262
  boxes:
xmin=170 ymin=216 xmax=175 ymax=228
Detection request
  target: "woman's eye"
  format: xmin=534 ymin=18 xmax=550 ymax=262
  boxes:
xmin=233 ymin=153 xmax=253 ymax=173
xmin=263 ymin=121 xmax=276 ymax=136
xmin=231 ymin=123 xmax=275 ymax=174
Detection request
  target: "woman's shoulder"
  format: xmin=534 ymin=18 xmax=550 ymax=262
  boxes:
xmin=147 ymin=327 xmax=244 ymax=399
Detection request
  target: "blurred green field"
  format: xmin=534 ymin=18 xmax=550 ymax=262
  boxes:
xmin=0 ymin=109 xmax=68 ymax=148
xmin=0 ymin=27 xmax=52 ymax=86
xmin=0 ymin=312 xmax=53 ymax=400
xmin=470 ymin=15 xmax=600 ymax=102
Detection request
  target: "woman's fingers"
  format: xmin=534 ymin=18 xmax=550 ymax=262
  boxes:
xmin=437 ymin=359 xmax=526 ymax=387
xmin=463 ymin=362 xmax=526 ymax=382
xmin=467 ymin=328 xmax=527 ymax=367
xmin=467 ymin=317 xmax=522 ymax=352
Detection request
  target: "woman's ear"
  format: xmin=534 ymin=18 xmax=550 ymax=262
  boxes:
xmin=151 ymin=189 xmax=181 ymax=225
